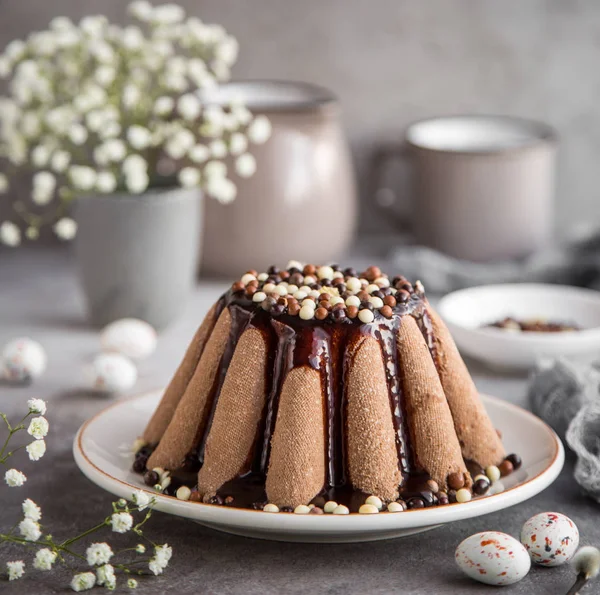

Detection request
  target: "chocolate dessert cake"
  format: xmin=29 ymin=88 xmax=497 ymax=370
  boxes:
xmin=133 ymin=262 xmax=520 ymax=514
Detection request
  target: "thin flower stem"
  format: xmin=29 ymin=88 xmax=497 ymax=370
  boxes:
xmin=60 ymin=520 xmax=109 ymax=547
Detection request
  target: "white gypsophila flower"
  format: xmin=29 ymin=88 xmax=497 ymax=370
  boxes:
xmin=211 ymin=59 xmax=230 ymax=82
xmin=231 ymin=104 xmax=252 ymax=126
xmin=26 ymin=439 xmax=46 ymax=461
xmin=0 ymin=56 xmax=11 ymax=78
xmin=27 ymin=416 xmax=49 ymax=440
xmin=207 ymin=176 xmax=237 ymax=204
xmin=177 ymin=93 xmax=201 ymax=121
xmin=96 ymin=171 xmax=117 ymax=193
xmin=235 ymin=153 xmax=257 ymax=178
xmin=127 ymin=125 xmax=152 ymax=150
xmin=209 ymin=139 xmax=227 ymax=158
xmin=85 ymin=110 xmax=105 ymax=132
xmin=203 ymin=105 xmax=224 ymax=132
xmin=50 ymin=150 xmax=71 ymax=173
xmin=102 ymin=139 xmax=127 ymax=162
xmin=187 ymin=57 xmax=206 ymax=82
xmin=32 ymin=171 xmax=56 ymax=205
xmin=148 ymin=544 xmax=172 ymax=576
xmin=0 ymin=173 xmax=9 ymax=193
xmin=165 ymin=129 xmax=195 ymax=160
xmin=19 ymin=517 xmax=41 ymax=541
xmin=50 ymin=16 xmax=74 ymax=31
xmin=135 ymin=544 xmax=146 ymax=554
xmin=22 ymin=498 xmax=42 ymax=521
xmin=89 ymin=39 xmax=113 ymax=64
xmin=178 ymin=167 xmax=201 ymax=188
xmin=98 ymin=120 xmax=122 ymax=140
xmin=96 ymin=564 xmax=116 ymax=590
xmin=69 ymin=165 xmax=96 ymax=190
xmin=152 ymin=4 xmax=185 ymax=25
xmin=129 ymin=0 xmax=154 ymax=21
xmin=162 ymin=71 xmax=188 ymax=93
xmin=25 ymin=227 xmax=39 ymax=240
xmin=189 ymin=144 xmax=209 ymax=163
xmin=248 ymin=115 xmax=272 ymax=144
xmin=69 ymin=124 xmax=88 ymax=146
xmin=86 ymin=542 xmax=113 ymax=566
xmin=128 ymin=578 xmax=138 ymax=589
xmin=122 ymin=153 xmax=147 ymax=173
xmin=6 ymin=560 xmax=25 ymax=581
xmin=5 ymin=39 xmax=26 ymax=63
xmin=31 ymin=145 xmax=51 ymax=168
xmin=0 ymin=221 xmax=21 ymax=247
xmin=229 ymin=132 xmax=248 ymax=156
xmin=6 ymin=133 xmax=27 ymax=164
xmin=80 ymin=15 xmax=107 ymax=38
xmin=125 ymin=169 xmax=149 ymax=194
xmin=5 ymin=468 xmax=26 ymax=487
xmin=71 ymin=572 xmax=96 ymax=592
xmin=20 ymin=111 xmax=41 ymax=138
xmin=28 ymin=398 xmax=47 ymax=415
xmin=131 ymin=489 xmax=151 ymax=511
xmin=153 ymin=96 xmax=174 ymax=116
xmin=204 ymin=160 xmax=227 ymax=179
xmin=55 ymin=28 xmax=81 ymax=50
xmin=111 ymin=512 xmax=133 ymax=534
xmin=95 ymin=65 xmax=116 ymax=87
xmin=215 ymin=35 xmax=239 ymax=67
xmin=54 ymin=217 xmax=77 ymax=241
xmin=121 ymin=26 xmax=144 ymax=51
xmin=33 ymin=548 xmax=57 ymax=571
xmin=122 ymin=84 xmax=141 ymax=109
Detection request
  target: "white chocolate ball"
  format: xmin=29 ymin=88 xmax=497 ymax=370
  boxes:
xmin=317 ymin=266 xmax=334 ymax=280
xmin=176 ymin=486 xmax=191 ymax=501
xmin=387 ymin=502 xmax=405 ymax=513
xmin=286 ymin=260 xmax=303 ymax=270
xmin=89 ymin=353 xmax=137 ymax=393
xmin=2 ymin=337 xmax=47 ymax=381
xmin=263 ymin=503 xmax=279 ymax=513
xmin=299 ymin=306 xmax=315 ymax=320
xmin=369 ymin=296 xmax=384 ymax=309
xmin=332 ymin=504 xmax=349 ymax=515
xmin=294 ymin=504 xmax=311 ymax=514
xmin=366 ymin=284 xmax=380 ymax=294
xmin=263 ymin=283 xmax=276 ymax=294
xmin=301 ymin=299 xmax=316 ymax=309
xmin=486 ymin=465 xmax=501 ymax=483
xmin=324 ymin=501 xmax=338 ymax=513
xmin=257 ymin=273 xmax=269 ymax=282
xmin=359 ymin=504 xmax=379 ymax=514
xmin=456 ymin=488 xmax=472 ymax=503
xmin=252 ymin=291 xmax=267 ymax=303
xmin=358 ymin=309 xmax=375 ymax=324
xmin=346 ymin=278 xmax=362 ymax=293
xmin=365 ymin=495 xmax=383 ymax=510
xmin=100 ymin=318 xmax=157 ymax=360
xmin=241 ymin=273 xmax=256 ymax=285
xmin=294 ymin=291 xmax=308 ymax=301
xmin=345 ymin=295 xmax=361 ymax=307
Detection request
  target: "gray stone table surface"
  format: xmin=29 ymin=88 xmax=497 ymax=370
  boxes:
xmin=0 ymin=247 xmax=598 ymax=595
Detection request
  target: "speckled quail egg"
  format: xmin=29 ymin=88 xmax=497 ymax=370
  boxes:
xmin=455 ymin=531 xmax=531 ymax=586
xmin=89 ymin=353 xmax=138 ymax=393
xmin=100 ymin=318 xmax=157 ymax=360
xmin=1 ymin=337 xmax=47 ymax=382
xmin=520 ymin=512 xmax=579 ymax=567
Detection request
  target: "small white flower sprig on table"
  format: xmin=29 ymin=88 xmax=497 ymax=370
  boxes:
xmin=0 ymin=0 xmax=272 ymax=246
xmin=1 ymin=398 xmax=173 ymax=591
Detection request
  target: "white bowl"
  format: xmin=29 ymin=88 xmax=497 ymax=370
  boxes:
xmin=437 ymin=283 xmax=600 ymax=370
xmin=73 ymin=390 xmax=563 ymax=543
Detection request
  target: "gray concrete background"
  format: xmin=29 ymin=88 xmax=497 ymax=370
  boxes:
xmin=1 ymin=1 xmax=600 ymax=237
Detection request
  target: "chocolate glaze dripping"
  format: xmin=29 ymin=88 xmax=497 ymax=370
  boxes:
xmin=137 ymin=284 xmax=506 ymax=510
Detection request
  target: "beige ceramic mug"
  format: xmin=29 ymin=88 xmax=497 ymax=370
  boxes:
xmin=371 ymin=115 xmax=558 ymax=262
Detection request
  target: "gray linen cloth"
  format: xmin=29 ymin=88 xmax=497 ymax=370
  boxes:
xmin=390 ymin=227 xmax=600 ymax=293
xmin=529 ymin=359 xmax=600 ymax=503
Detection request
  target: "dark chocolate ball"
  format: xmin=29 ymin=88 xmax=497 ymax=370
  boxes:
xmin=143 ymin=470 xmax=159 ymax=486
xmin=506 ymin=453 xmax=522 ymax=470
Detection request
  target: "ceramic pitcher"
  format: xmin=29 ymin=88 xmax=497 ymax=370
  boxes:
xmin=200 ymin=81 xmax=357 ymax=277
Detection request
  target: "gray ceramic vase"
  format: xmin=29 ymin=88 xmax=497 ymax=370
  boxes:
xmin=74 ymin=187 xmax=201 ymax=330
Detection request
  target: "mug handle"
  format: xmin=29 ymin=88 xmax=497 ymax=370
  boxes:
xmin=368 ymin=143 xmax=412 ymax=231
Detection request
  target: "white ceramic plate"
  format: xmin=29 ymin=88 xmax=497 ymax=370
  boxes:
xmin=73 ymin=390 xmax=564 ymax=543
xmin=437 ymin=283 xmax=600 ymax=370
